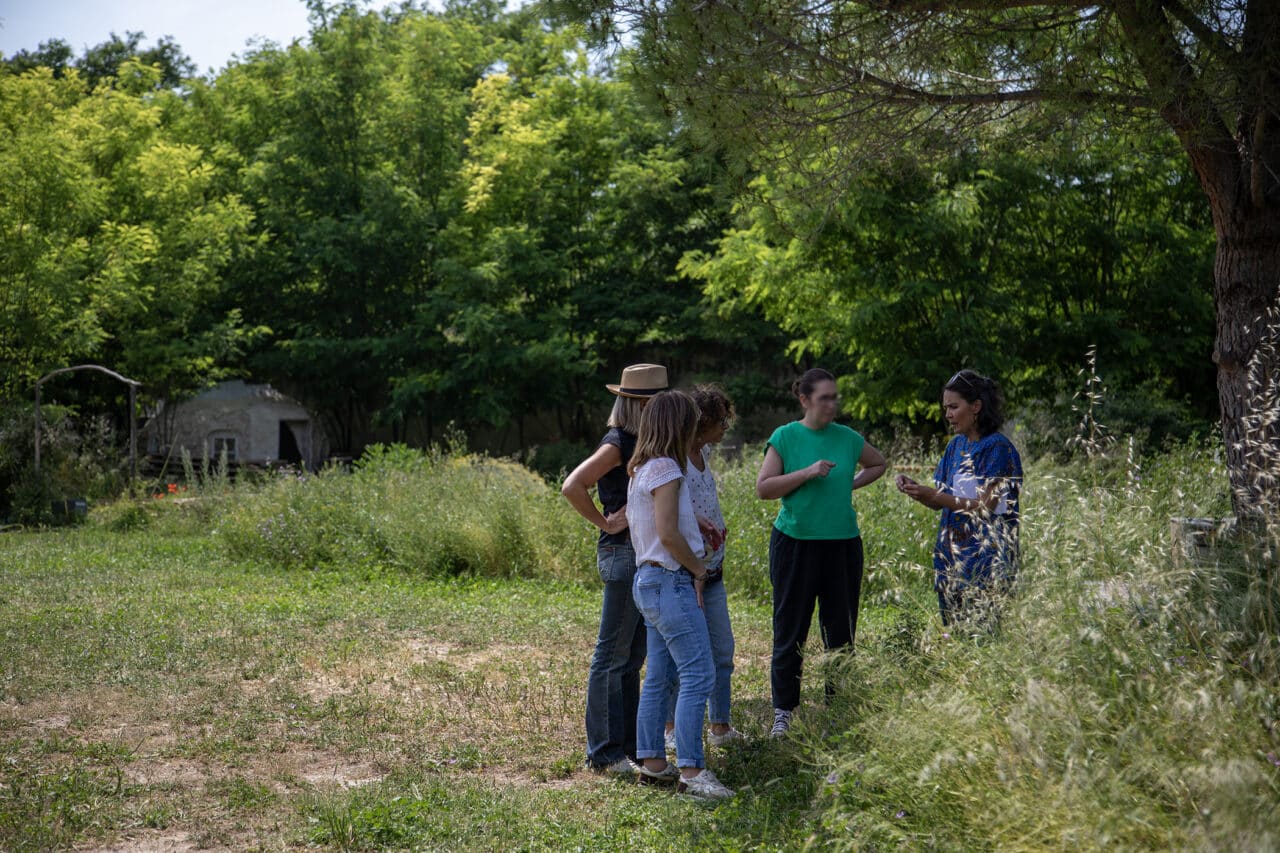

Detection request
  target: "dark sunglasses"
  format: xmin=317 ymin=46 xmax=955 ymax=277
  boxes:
xmin=948 ymin=371 xmax=976 ymax=390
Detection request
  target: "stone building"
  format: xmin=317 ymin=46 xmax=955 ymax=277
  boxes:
xmin=145 ymin=381 xmax=324 ymax=470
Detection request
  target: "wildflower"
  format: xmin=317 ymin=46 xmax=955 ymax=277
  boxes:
xmin=895 ymin=810 xmax=907 ymax=819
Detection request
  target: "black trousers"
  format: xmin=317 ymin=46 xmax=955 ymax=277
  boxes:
xmin=769 ymin=527 xmax=864 ymax=711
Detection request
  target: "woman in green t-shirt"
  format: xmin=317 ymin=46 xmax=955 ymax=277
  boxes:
xmin=756 ymin=368 xmax=886 ymax=737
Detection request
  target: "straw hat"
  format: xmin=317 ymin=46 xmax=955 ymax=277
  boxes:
xmin=606 ymin=364 xmax=669 ymax=398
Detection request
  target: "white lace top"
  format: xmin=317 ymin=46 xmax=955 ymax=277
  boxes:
xmin=628 ymin=456 xmax=704 ymax=571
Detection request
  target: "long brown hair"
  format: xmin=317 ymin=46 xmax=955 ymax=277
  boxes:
xmin=944 ymin=369 xmax=1007 ymax=435
xmin=628 ymin=390 xmax=699 ymax=476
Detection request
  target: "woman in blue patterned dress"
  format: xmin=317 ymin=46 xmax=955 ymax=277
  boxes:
xmin=897 ymin=370 xmax=1023 ymax=627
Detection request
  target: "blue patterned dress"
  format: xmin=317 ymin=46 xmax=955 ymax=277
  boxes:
xmin=932 ymin=432 xmax=1023 ymax=593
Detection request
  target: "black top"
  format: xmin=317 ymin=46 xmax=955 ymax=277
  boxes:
xmin=596 ymin=427 xmax=636 ymax=547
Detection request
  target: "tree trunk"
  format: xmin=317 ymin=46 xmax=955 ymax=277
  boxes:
xmin=1113 ymin=0 xmax=1280 ymax=525
xmin=1210 ymin=213 xmax=1280 ymax=524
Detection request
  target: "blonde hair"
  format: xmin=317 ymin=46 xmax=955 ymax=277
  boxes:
xmin=607 ymin=395 xmax=648 ymax=432
xmin=628 ymin=390 xmax=699 ymax=476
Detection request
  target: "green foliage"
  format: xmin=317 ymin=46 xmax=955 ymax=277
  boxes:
xmin=3 ymin=31 xmax=195 ymax=90
xmin=686 ymin=142 xmax=1215 ymax=432
xmin=0 ymin=747 xmax=126 ymax=852
xmin=2 ymin=0 xmax=1234 ymax=512
xmin=0 ymin=60 xmax=263 ymax=408
xmin=0 ymin=403 xmax=127 ymax=525
xmin=217 ymin=442 xmax=595 ymax=579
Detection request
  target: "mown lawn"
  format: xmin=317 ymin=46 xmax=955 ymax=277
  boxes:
xmin=0 ymin=520 xmax=849 ymax=851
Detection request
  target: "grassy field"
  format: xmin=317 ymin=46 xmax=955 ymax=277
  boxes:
xmin=1 ymin=440 xmax=1277 ymax=850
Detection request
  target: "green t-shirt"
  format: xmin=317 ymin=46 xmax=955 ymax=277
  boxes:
xmin=766 ymin=420 xmax=866 ymax=540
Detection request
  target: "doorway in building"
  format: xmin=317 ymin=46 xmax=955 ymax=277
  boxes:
xmin=278 ymin=421 xmax=304 ymax=465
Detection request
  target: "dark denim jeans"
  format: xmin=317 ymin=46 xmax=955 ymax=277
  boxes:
xmin=584 ymin=541 xmax=646 ymax=768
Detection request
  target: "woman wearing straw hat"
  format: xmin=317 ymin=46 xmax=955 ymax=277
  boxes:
xmin=563 ymin=363 xmax=668 ymax=776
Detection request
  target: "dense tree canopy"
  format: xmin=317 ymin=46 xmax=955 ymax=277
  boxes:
xmin=0 ymin=61 xmax=260 ymax=405
xmin=685 ymin=135 xmax=1216 ymax=423
xmin=0 ymin=1 xmax=1230 ymax=497
xmin=557 ymin=0 xmax=1280 ymax=521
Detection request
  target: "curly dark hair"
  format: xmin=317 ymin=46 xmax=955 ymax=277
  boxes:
xmin=690 ymin=383 xmax=735 ymax=433
xmin=943 ymin=369 xmax=1007 ymax=435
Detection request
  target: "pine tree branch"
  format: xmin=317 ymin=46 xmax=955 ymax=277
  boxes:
xmin=1159 ymin=0 xmax=1243 ymax=70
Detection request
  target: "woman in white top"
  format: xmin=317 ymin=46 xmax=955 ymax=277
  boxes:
xmin=664 ymin=385 xmax=743 ymax=751
xmin=628 ymin=390 xmax=734 ymax=801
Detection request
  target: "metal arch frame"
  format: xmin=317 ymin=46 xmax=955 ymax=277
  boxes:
xmin=34 ymin=365 xmax=142 ymax=481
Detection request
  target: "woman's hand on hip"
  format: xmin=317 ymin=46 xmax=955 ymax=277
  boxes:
xmin=602 ymin=506 xmax=629 ymax=535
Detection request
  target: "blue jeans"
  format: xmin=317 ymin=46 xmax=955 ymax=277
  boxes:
xmin=633 ymin=563 xmax=714 ymax=768
xmin=585 ymin=542 xmax=647 ymax=768
xmin=664 ymin=576 xmax=734 ymax=725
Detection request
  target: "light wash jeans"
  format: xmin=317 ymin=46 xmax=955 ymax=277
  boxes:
xmin=632 ymin=563 xmax=714 ymax=768
xmin=585 ymin=541 xmax=646 ymax=768
xmin=664 ymin=575 xmax=734 ymax=725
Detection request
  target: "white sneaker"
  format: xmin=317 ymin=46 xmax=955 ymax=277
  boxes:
xmin=707 ymin=727 xmax=745 ymax=747
xmin=636 ymin=761 xmax=680 ymax=785
xmin=770 ymin=709 xmax=793 ymax=738
xmin=665 ymin=729 xmax=677 ymax=754
xmin=677 ymin=768 xmax=735 ymax=800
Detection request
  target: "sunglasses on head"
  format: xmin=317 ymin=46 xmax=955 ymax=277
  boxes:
xmin=948 ymin=371 xmax=977 ymax=390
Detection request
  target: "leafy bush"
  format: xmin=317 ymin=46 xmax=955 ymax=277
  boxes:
xmin=216 ymin=443 xmax=596 ymax=580
xmin=0 ymin=404 xmax=128 ymax=526
xmin=1013 ymin=381 xmax=1216 ymax=463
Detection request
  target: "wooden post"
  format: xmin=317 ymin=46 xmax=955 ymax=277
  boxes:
xmin=34 ymin=381 xmax=42 ymax=474
xmin=129 ymin=383 xmax=138 ymax=485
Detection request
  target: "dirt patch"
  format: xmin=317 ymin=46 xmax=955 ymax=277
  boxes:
xmin=29 ymin=713 xmax=72 ymax=730
xmin=78 ymin=830 xmax=198 ymax=852
xmin=123 ymin=755 xmax=206 ymax=787
xmin=293 ymin=749 xmax=385 ymax=788
xmin=400 ymin=638 xmax=553 ymax=674
xmin=5 ymin=636 xmax=595 ymax=849
xmin=478 ymin=766 xmax=584 ymax=791
xmin=2 ymin=686 xmax=146 ymax=730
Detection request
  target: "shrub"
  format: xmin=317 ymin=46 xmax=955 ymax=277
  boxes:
xmin=0 ymin=403 xmax=129 ymax=525
xmin=216 ymin=443 xmax=596 ymax=581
